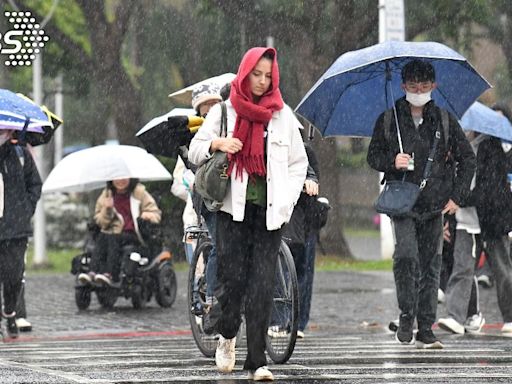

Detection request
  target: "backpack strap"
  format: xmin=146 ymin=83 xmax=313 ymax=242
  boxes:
xmin=440 ymin=108 xmax=449 ymax=149
xmin=220 ymin=102 xmax=227 ymax=138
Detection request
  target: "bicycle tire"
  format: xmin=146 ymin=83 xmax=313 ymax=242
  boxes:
xmin=187 ymin=238 xmax=218 ymax=357
xmin=265 ymin=240 xmax=299 ymax=364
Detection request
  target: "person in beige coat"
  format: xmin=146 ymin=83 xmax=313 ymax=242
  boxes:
xmin=79 ymin=178 xmax=161 ymax=286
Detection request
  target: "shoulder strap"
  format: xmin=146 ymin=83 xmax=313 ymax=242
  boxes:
xmin=440 ymin=109 xmax=449 ymax=148
xmin=14 ymin=145 xmax=25 ymax=167
xmin=220 ymin=102 xmax=227 ymax=138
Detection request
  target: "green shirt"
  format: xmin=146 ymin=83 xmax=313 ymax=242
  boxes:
xmin=246 ymin=175 xmax=267 ymax=207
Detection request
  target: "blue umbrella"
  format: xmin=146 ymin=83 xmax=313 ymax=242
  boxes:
xmin=0 ymin=89 xmax=52 ymax=133
xmin=295 ymin=41 xmax=491 ymax=137
xmin=460 ymin=101 xmax=512 ymax=142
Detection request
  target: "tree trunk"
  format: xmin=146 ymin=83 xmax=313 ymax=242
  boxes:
xmin=309 ymin=137 xmax=353 ymax=257
xmin=79 ymin=0 xmax=142 ymax=145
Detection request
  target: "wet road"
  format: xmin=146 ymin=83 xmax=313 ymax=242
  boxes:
xmin=1 ymin=270 xmax=511 ymax=383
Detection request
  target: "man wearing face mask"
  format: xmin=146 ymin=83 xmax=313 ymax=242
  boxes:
xmin=367 ymin=60 xmax=475 ymax=349
xmin=0 ymin=130 xmax=42 ymax=339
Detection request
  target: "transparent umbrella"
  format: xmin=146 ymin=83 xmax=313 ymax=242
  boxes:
xmin=42 ymin=145 xmax=172 ymax=193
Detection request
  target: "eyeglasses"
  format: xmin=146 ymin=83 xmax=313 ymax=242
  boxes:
xmin=404 ymin=81 xmax=434 ymax=93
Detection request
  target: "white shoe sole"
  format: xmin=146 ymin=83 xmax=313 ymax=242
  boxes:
xmin=465 ymin=318 xmax=486 ymax=334
xmin=415 ymin=340 xmax=444 ymax=349
xmin=438 ymin=320 xmax=465 ymax=335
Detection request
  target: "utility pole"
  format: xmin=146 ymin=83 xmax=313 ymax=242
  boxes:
xmin=54 ymin=73 xmax=63 ymax=164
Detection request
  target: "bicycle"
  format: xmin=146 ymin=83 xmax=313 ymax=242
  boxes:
xmin=186 ymin=222 xmax=298 ymax=364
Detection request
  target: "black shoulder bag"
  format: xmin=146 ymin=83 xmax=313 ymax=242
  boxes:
xmin=375 ymin=119 xmax=442 ymax=217
xmin=194 ymin=102 xmax=230 ymax=210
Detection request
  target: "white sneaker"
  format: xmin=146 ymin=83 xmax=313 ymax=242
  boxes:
xmin=437 ymin=289 xmax=446 ymax=304
xmin=477 ymin=275 xmax=492 ymax=288
xmin=215 ymin=335 xmax=236 ymax=372
xmin=464 ymin=313 xmax=485 ymax=333
xmin=438 ymin=317 xmax=465 ymax=334
xmin=78 ymin=273 xmax=92 ymax=284
xmin=501 ymin=322 xmax=512 ymax=333
xmin=248 ymin=366 xmax=274 ymax=381
xmin=297 ymin=330 xmax=305 ymax=339
xmin=267 ymin=325 xmax=288 ymax=338
xmin=15 ymin=318 xmax=32 ymax=332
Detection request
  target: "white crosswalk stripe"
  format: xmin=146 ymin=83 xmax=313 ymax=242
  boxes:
xmin=0 ymin=331 xmax=511 ymax=383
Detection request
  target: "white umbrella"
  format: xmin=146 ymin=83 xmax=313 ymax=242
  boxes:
xmin=42 ymin=145 xmax=172 ymax=193
xmin=168 ymin=73 xmax=236 ymax=105
xmin=136 ymin=108 xmax=195 ymax=136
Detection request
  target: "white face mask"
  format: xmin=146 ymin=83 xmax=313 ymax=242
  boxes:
xmin=406 ymin=91 xmax=432 ymax=107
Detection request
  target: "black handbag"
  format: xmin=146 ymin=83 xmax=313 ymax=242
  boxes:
xmin=194 ymin=102 xmax=229 ymax=208
xmin=375 ymin=113 xmax=442 ymax=217
xmin=375 ymin=179 xmax=421 ymax=216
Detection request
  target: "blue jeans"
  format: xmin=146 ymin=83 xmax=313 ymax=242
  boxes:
xmin=202 ymin=207 xmax=218 ymax=298
xmin=291 ymin=233 xmax=317 ymax=332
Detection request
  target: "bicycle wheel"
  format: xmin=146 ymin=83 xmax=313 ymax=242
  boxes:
xmin=266 ymin=240 xmax=299 ymax=364
xmin=187 ymin=238 xmax=218 ymax=357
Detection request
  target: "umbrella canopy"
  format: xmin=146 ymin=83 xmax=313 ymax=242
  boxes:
xmin=0 ymin=89 xmax=53 ymax=133
xmin=295 ymin=41 xmax=491 ymax=137
xmin=136 ymin=108 xmax=196 ymax=158
xmin=168 ymin=73 xmax=235 ymax=105
xmin=460 ymin=101 xmax=512 ymax=142
xmin=42 ymin=145 xmax=172 ymax=193
xmin=0 ymin=90 xmax=63 ymax=146
xmin=15 ymin=103 xmax=63 ymax=146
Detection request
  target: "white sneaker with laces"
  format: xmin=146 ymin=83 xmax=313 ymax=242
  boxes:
xmin=464 ymin=313 xmax=485 ymax=333
xmin=215 ymin=335 xmax=236 ymax=372
xmin=438 ymin=317 xmax=465 ymax=334
xmin=297 ymin=330 xmax=305 ymax=339
xmin=248 ymin=366 xmax=274 ymax=381
xmin=501 ymin=322 xmax=512 ymax=333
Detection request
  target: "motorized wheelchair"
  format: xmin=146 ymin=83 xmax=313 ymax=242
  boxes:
xmin=71 ymin=220 xmax=177 ymax=310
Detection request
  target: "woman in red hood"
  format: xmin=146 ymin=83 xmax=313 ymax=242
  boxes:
xmin=189 ymin=47 xmax=308 ymax=381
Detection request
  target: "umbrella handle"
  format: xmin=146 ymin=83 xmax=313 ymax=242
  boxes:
xmin=17 ymin=117 xmax=30 ymax=144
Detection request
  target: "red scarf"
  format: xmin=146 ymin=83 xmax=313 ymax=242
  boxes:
xmin=228 ymin=47 xmax=284 ymax=179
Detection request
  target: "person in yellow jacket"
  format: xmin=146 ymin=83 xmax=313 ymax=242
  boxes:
xmin=78 ymin=178 xmax=161 ymax=286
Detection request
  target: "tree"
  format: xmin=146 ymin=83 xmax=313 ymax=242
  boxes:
xmin=17 ymin=0 xmax=143 ymax=145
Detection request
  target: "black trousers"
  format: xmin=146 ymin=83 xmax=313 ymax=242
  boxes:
xmin=392 ymin=214 xmax=443 ymax=331
xmin=215 ymin=204 xmax=282 ymax=371
xmin=91 ymin=232 xmax=139 ymax=281
xmin=0 ymin=238 xmax=27 ymax=315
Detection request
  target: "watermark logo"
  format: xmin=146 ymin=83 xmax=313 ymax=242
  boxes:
xmin=2 ymin=11 xmax=50 ymax=67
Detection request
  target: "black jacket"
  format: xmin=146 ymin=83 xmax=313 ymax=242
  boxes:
xmin=472 ymin=136 xmax=512 ymax=239
xmin=0 ymin=142 xmax=42 ymax=240
xmin=367 ymin=98 xmax=475 ymax=215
